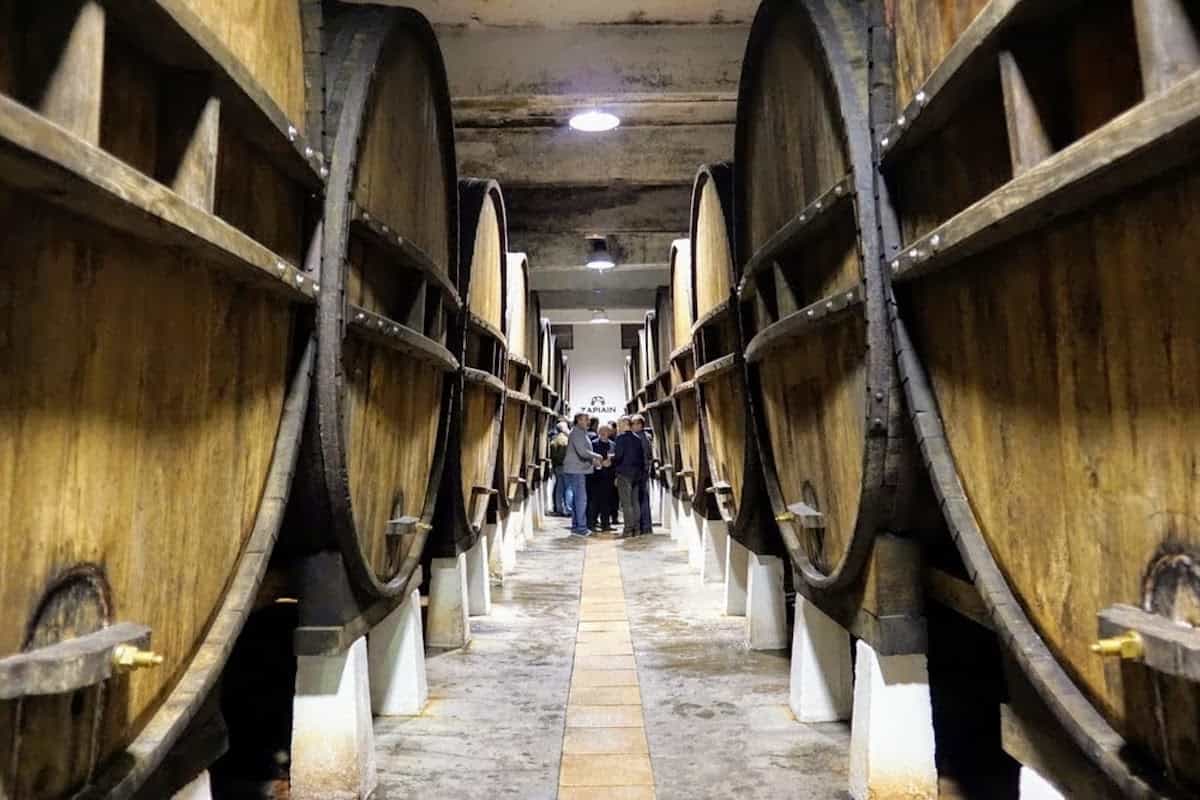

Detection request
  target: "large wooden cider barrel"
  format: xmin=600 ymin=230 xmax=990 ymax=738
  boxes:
xmin=644 ymin=287 xmax=677 ymax=484
xmin=0 ymin=0 xmax=323 ymax=795
xmin=876 ymin=0 xmax=1200 ymax=794
xmin=498 ymin=252 xmax=533 ymax=510
xmin=435 ymin=179 xmax=507 ymax=555
xmin=736 ymin=0 xmax=904 ymax=590
xmin=690 ymin=163 xmax=774 ymax=553
xmin=669 ymin=239 xmax=712 ymax=511
xmin=309 ymin=5 xmax=458 ymax=605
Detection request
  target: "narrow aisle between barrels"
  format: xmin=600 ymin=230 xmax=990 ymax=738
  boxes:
xmin=374 ymin=523 xmax=849 ymax=799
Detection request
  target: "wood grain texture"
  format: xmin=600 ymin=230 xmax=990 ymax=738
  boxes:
xmin=906 ymin=164 xmax=1200 ymax=783
xmin=738 ymin=0 xmax=848 ymax=267
xmin=892 ymin=0 xmax=991 ymax=107
xmin=353 ymin=22 xmax=454 ymax=280
xmin=500 ymin=396 xmax=528 ymax=504
xmin=175 ymin=0 xmax=307 ymax=125
xmin=757 ymin=315 xmax=865 ymax=575
xmin=0 ymin=190 xmax=291 ymax=792
xmin=506 ymin=253 xmax=530 ymax=367
xmin=469 ymin=193 xmax=505 ymax=333
xmin=693 ymin=175 xmax=734 ymax=319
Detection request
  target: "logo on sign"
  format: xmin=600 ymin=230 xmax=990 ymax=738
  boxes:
xmin=582 ymin=394 xmax=618 ymax=415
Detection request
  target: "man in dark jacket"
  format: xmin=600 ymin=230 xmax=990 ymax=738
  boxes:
xmin=586 ymin=424 xmax=617 ymax=532
xmin=609 ymin=416 xmax=645 ymax=538
xmin=631 ymin=415 xmax=654 ymax=535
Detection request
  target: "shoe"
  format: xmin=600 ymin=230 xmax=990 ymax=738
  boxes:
xmin=571 ymin=529 xmax=591 ymax=537
xmin=601 ymin=525 xmax=615 ymax=532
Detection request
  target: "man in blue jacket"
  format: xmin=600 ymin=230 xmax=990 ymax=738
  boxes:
xmin=610 ymin=416 xmax=645 ymax=538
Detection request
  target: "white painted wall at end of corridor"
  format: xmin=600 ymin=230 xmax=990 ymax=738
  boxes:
xmin=567 ymin=323 xmax=628 ymax=422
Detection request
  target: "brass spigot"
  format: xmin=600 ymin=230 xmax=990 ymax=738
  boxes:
xmin=1090 ymin=631 xmax=1143 ymax=660
xmin=775 ymin=511 xmax=795 ymax=523
xmin=112 ymin=644 xmax=164 ymax=672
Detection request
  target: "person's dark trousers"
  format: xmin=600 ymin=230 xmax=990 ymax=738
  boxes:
xmin=566 ymin=473 xmax=589 ymax=534
xmin=636 ymin=477 xmax=652 ymax=534
xmin=553 ymin=467 xmax=569 ymax=515
xmin=600 ymin=477 xmax=618 ymax=529
xmin=616 ymin=475 xmax=638 ymax=535
xmin=585 ymin=473 xmax=601 ymax=529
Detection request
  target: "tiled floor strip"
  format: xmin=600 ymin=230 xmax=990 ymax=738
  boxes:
xmin=559 ymin=537 xmax=656 ymax=800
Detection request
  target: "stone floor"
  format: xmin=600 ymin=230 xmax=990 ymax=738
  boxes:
xmin=374 ymin=522 xmax=850 ymax=799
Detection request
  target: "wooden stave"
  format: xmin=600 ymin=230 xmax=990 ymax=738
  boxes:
xmin=433 ymin=179 xmax=508 ymax=557
xmin=314 ymin=6 xmax=457 ymax=600
xmin=668 ymin=238 xmax=713 ymax=511
xmin=498 ymin=252 xmax=533 ymax=509
xmin=647 ymin=287 xmax=677 ymax=484
xmin=873 ymin=1 xmax=1198 ymax=796
xmin=0 ymin=1 xmax=324 ymax=795
xmin=735 ymin=0 xmax=903 ymax=590
xmin=690 ymin=162 xmax=778 ymax=555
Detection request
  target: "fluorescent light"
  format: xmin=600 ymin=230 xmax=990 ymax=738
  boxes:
xmin=590 ymin=309 xmax=610 ymax=324
xmin=569 ymin=110 xmax=620 ymax=132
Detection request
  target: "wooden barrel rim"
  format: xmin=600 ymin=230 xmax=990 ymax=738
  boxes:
xmin=318 ymin=7 xmax=458 ymax=598
xmin=690 ymin=163 xmax=775 ymax=545
xmin=735 ymin=0 xmax=899 ymax=589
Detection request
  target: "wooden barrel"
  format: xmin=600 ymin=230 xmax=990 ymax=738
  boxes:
xmin=435 ymin=178 xmax=507 ymax=555
xmin=498 ymin=252 xmax=533 ymax=509
xmin=309 ymin=5 xmax=458 ymax=603
xmin=0 ymin=0 xmax=322 ymax=794
xmin=877 ymin=1 xmax=1200 ymax=794
xmin=690 ymin=163 xmax=774 ymax=553
xmin=669 ymin=239 xmax=712 ymax=512
xmin=736 ymin=0 xmax=903 ymax=589
xmin=644 ymin=288 xmax=677 ymax=486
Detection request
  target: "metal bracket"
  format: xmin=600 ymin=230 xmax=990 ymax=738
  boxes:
xmin=1097 ymin=604 xmax=1200 ymax=681
xmin=0 ymin=622 xmax=152 ymax=698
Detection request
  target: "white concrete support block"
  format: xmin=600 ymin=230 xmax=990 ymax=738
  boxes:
xmin=509 ymin=503 xmax=528 ymax=552
xmin=368 ymin=588 xmax=428 ymax=715
xmin=521 ymin=496 xmax=534 ymax=542
xmin=724 ymin=535 xmax=749 ymax=616
xmin=499 ymin=511 xmax=518 ymax=573
xmin=686 ymin=510 xmax=705 ymax=570
xmin=485 ymin=521 xmax=505 ymax=581
xmin=531 ymin=485 xmax=545 ymax=530
xmin=1019 ymin=766 xmax=1066 ymax=800
xmin=651 ymin=480 xmax=664 ymax=526
xmin=172 ymin=771 xmax=212 ymax=800
xmin=668 ymin=495 xmax=680 ymax=542
xmin=426 ymin=554 xmax=471 ymax=649
xmin=465 ymin=535 xmax=491 ymax=617
xmin=660 ymin=488 xmax=673 ymax=534
xmin=789 ymin=595 xmax=852 ymax=722
xmin=848 ymin=639 xmax=938 ymax=800
xmin=745 ymin=553 xmax=788 ymax=650
xmin=700 ymin=518 xmax=728 ymax=584
xmin=291 ymin=636 xmax=376 ymax=800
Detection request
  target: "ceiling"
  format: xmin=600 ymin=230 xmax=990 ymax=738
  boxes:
xmin=348 ymin=0 xmax=753 ymax=313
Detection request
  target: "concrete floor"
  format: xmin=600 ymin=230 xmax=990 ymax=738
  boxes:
xmin=374 ymin=524 xmax=850 ymax=799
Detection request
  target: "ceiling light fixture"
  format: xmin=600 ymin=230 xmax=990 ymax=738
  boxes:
xmin=585 ymin=235 xmax=615 ymax=271
xmin=569 ymin=110 xmax=621 ymax=132
xmin=591 ymin=309 xmax=610 ymax=324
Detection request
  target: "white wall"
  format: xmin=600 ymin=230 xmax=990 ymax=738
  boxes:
xmin=568 ymin=324 xmax=627 ymax=420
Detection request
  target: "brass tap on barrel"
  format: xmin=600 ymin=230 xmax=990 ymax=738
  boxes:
xmin=112 ymin=644 xmax=164 ymax=672
xmin=1090 ymin=631 xmax=1143 ymax=660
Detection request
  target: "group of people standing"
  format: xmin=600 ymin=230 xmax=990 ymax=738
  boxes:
xmin=548 ymin=412 xmax=655 ymax=538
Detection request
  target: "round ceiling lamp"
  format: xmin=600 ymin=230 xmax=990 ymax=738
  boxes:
xmin=569 ymin=110 xmax=621 ymax=132
xmin=585 ymin=235 xmax=615 ymax=271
